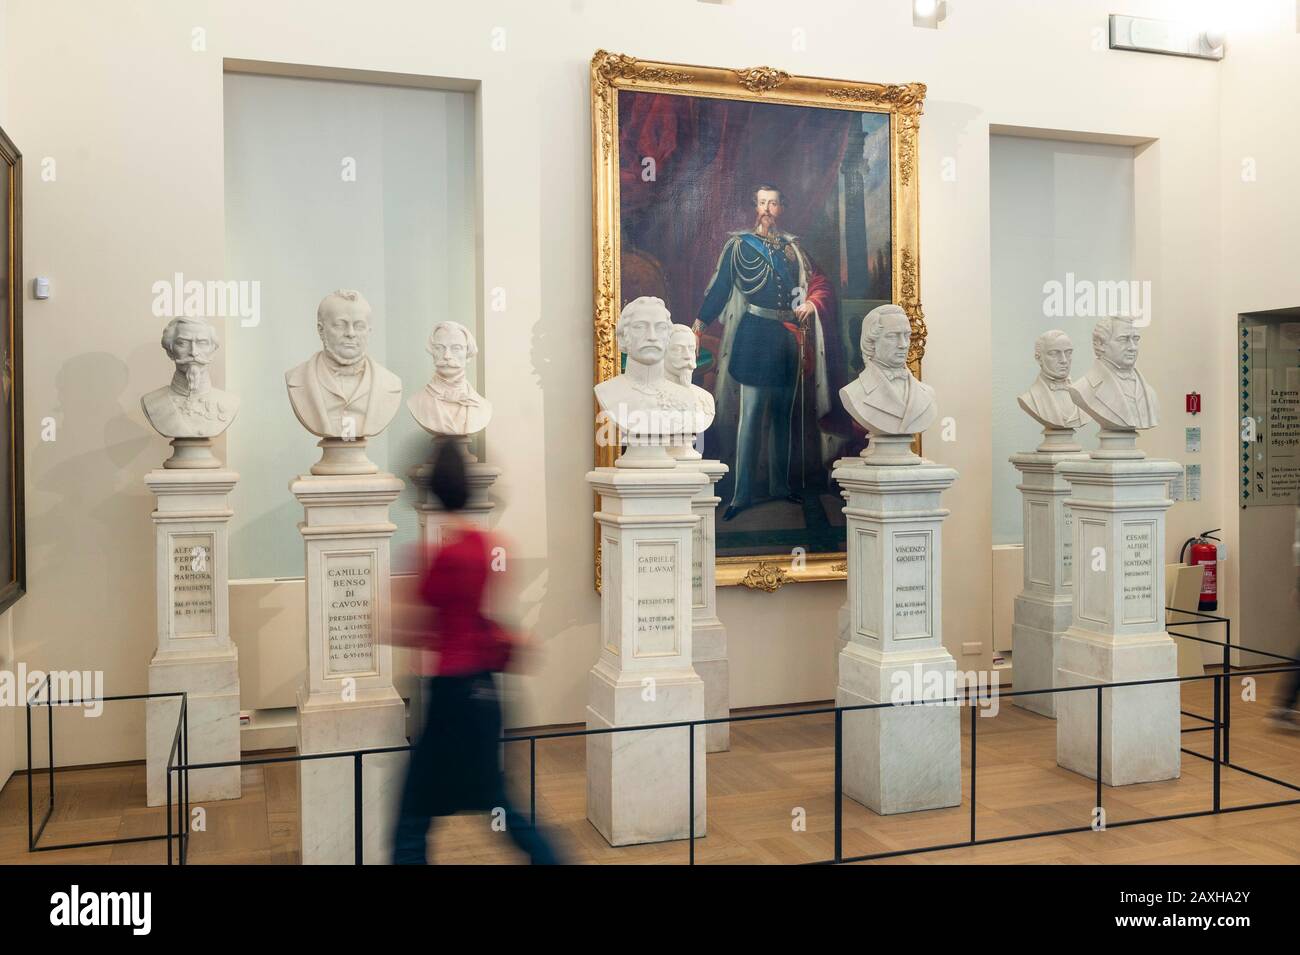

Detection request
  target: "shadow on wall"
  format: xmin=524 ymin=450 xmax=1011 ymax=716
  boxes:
xmin=499 ymin=60 xmax=603 ymax=722
xmin=26 ymin=351 xmax=155 ymax=670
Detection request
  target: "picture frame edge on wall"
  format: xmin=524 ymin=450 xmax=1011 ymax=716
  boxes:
xmin=0 ymin=123 xmax=24 ymax=616
xmin=589 ymin=50 xmax=925 ymax=593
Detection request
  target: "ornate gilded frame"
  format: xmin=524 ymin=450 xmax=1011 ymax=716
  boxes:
xmin=590 ymin=51 xmax=925 ymax=592
xmin=0 ymin=125 xmax=23 ymax=614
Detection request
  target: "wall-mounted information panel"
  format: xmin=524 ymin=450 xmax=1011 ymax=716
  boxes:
xmin=1241 ymin=314 xmax=1300 ymax=508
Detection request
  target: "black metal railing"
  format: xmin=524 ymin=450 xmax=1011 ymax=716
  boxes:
xmin=25 ymin=672 xmax=190 ymax=857
xmin=24 ymin=608 xmax=1300 ymax=865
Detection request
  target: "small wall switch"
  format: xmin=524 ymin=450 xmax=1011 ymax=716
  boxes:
xmin=33 ymin=276 xmax=50 ymax=299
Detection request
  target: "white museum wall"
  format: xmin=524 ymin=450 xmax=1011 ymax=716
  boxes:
xmin=1218 ymin=13 xmax=1300 ymax=661
xmin=1 ymin=0 xmax=1263 ymax=766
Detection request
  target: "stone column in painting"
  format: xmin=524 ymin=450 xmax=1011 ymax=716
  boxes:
xmin=832 ymin=305 xmax=961 ymax=814
xmin=141 ymin=316 xmax=242 ymax=807
xmin=1056 ymin=318 xmax=1181 ymax=786
xmin=286 ymin=290 xmax=407 ymax=864
xmin=587 ymin=298 xmax=710 ymax=846
xmin=1010 ymin=330 xmax=1089 ymax=717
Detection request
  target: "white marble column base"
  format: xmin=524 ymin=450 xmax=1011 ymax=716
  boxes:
xmin=586 ymin=662 xmax=706 ymax=846
xmin=836 ymin=644 xmax=961 ymax=815
xmin=297 ymin=687 xmax=408 ymax=865
xmin=1056 ymin=629 xmax=1181 ymax=786
xmin=694 ymin=620 xmax=729 ymax=753
xmin=146 ymin=648 xmax=240 ymax=807
xmin=835 ymin=601 xmax=849 ymax=664
xmin=1011 ymin=594 xmax=1072 ymax=719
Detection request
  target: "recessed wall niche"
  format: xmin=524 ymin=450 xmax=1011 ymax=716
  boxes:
xmin=222 ymin=68 xmax=478 ymax=580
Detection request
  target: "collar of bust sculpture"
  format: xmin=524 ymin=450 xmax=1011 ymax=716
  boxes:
xmin=321 ymin=350 xmax=367 ymax=378
xmin=873 ymin=361 xmax=909 ymax=382
xmin=1100 ymin=356 xmax=1138 ymax=381
xmin=169 ymin=367 xmax=212 ymax=398
xmin=1041 ymin=375 xmax=1070 ymax=392
xmin=427 ymin=374 xmax=480 ymax=405
xmin=624 ymin=356 xmax=667 ymax=389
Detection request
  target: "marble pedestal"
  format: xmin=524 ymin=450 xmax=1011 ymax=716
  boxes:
xmin=832 ymin=450 xmax=961 ymax=815
xmin=1009 ymin=429 xmax=1088 ymax=717
xmin=672 ymin=453 xmax=729 ymax=752
xmin=1056 ymin=434 xmax=1182 ymax=786
xmin=586 ymin=456 xmax=708 ymax=846
xmin=833 ymin=458 xmax=858 ymax=665
xmin=409 ymin=439 xmax=501 ymax=549
xmin=144 ymin=464 xmax=241 ymax=807
xmin=291 ymin=469 xmax=408 ymax=864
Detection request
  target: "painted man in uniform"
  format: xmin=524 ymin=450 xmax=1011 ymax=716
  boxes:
xmin=694 ymin=184 xmax=833 ymax=520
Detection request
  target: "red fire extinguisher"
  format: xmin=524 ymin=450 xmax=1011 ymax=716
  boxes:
xmin=1180 ymin=529 xmax=1221 ymax=612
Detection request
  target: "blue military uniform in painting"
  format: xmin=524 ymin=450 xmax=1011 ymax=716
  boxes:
xmin=701 ymin=233 xmax=802 ymax=387
xmin=700 ymin=230 xmax=831 ymax=515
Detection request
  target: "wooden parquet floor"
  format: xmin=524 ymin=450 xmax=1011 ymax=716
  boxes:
xmin=3 ymin=673 xmax=1299 ymax=865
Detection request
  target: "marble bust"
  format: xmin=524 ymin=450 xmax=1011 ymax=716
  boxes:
xmin=839 ymin=304 xmax=937 ymax=437
xmin=141 ymin=317 xmax=239 ymax=439
xmin=666 ymin=324 xmax=716 ymax=432
xmin=407 ymin=321 xmax=492 ymax=437
xmin=1018 ymin=329 xmax=1084 ymax=430
xmin=1068 ymin=317 xmax=1159 ymax=431
xmin=594 ymin=296 xmax=703 ymax=439
xmin=285 ymin=290 xmax=403 ymax=439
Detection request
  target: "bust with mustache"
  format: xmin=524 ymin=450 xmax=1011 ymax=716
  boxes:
xmin=141 ymin=317 xmax=239 ymax=438
xmin=407 ymin=321 xmax=492 ymax=437
xmin=594 ymin=296 xmax=701 ymax=440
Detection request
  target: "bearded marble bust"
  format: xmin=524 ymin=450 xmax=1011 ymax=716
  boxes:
xmin=839 ymin=304 xmax=936 ymax=437
xmin=1018 ymin=329 xmax=1084 ymax=430
xmin=285 ymin=289 xmax=402 ymax=439
xmin=594 ymin=296 xmax=706 ymax=439
xmin=407 ymin=321 xmax=492 ymax=437
xmin=141 ymin=317 xmax=239 ymax=439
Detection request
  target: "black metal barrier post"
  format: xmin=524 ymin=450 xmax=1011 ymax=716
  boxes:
xmin=969 ymin=696 xmax=977 ymax=844
xmin=1213 ymin=673 xmax=1222 ymax=813
xmin=833 ymin=708 xmax=843 ymax=864
xmin=688 ymin=723 xmax=696 ymax=866
xmin=354 ymin=753 xmax=364 ymax=865
xmin=1095 ymin=686 xmax=1103 ymax=816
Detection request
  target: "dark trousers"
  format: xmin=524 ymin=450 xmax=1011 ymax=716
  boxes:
xmin=392 ymin=675 xmax=559 ymax=865
xmin=1282 ymin=665 xmax=1300 ymax=711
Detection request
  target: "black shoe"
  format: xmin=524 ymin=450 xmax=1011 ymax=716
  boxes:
xmin=1266 ymin=708 xmax=1300 ymax=731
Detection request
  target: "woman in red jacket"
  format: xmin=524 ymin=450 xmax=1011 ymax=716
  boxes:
xmin=392 ymin=439 xmax=559 ymax=864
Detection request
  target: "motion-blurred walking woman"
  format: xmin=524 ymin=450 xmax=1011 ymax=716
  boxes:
xmin=392 ymin=438 xmax=559 ymax=864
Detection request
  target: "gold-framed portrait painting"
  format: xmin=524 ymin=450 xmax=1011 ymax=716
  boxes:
xmin=0 ymin=124 xmax=23 ymax=614
xmin=590 ymin=52 xmax=925 ymax=591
